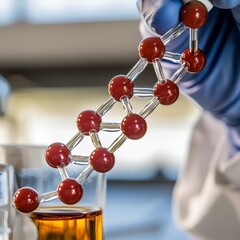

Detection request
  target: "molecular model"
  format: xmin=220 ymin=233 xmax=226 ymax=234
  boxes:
xmin=13 ymin=1 xmax=210 ymax=213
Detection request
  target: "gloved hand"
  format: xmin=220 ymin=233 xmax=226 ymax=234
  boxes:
xmin=137 ymin=0 xmax=240 ymax=151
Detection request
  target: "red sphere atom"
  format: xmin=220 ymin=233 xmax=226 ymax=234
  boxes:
xmin=181 ymin=48 xmax=206 ymax=73
xmin=108 ymin=75 xmax=134 ymax=101
xmin=180 ymin=1 xmax=208 ymax=29
xmin=13 ymin=187 xmax=39 ymax=213
xmin=121 ymin=113 xmax=147 ymax=140
xmin=77 ymin=110 xmax=102 ymax=135
xmin=138 ymin=37 xmax=166 ymax=63
xmin=57 ymin=178 xmax=83 ymax=205
xmin=45 ymin=142 xmax=71 ymax=168
xmin=90 ymin=148 xmax=115 ymax=173
xmin=154 ymin=80 xmax=179 ymax=105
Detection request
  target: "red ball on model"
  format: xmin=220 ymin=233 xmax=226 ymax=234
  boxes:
xmin=121 ymin=113 xmax=147 ymax=140
xmin=90 ymin=148 xmax=115 ymax=173
xmin=181 ymin=48 xmax=206 ymax=73
xmin=13 ymin=187 xmax=39 ymax=213
xmin=57 ymin=178 xmax=83 ymax=205
xmin=180 ymin=1 xmax=208 ymax=29
xmin=138 ymin=37 xmax=166 ymax=63
xmin=77 ymin=110 xmax=102 ymax=135
xmin=154 ymin=80 xmax=179 ymax=105
xmin=108 ymin=75 xmax=134 ymax=101
xmin=45 ymin=142 xmax=71 ymax=168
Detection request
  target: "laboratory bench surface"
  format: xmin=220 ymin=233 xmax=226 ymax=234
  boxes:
xmin=105 ymin=180 xmax=190 ymax=240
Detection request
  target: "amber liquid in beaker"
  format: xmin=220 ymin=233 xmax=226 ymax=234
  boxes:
xmin=30 ymin=206 xmax=103 ymax=240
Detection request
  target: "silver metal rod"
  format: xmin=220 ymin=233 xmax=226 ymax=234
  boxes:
xmin=38 ymin=191 xmax=58 ymax=203
xmin=76 ymin=165 xmax=94 ymax=184
xmin=139 ymin=98 xmax=159 ymax=119
xmin=90 ymin=131 xmax=102 ymax=149
xmin=162 ymin=22 xmax=187 ymax=45
xmin=57 ymin=166 xmax=69 ymax=180
xmin=97 ymin=97 xmax=116 ymax=116
xmin=66 ymin=132 xmax=84 ymax=150
xmin=70 ymin=155 xmax=89 ymax=165
xmin=126 ymin=58 xmax=148 ymax=81
xmin=121 ymin=96 xmax=133 ymax=115
xmin=108 ymin=134 xmax=127 ymax=153
xmin=100 ymin=122 xmax=121 ymax=132
xmin=133 ymin=88 xmax=153 ymax=98
xmin=171 ymin=63 xmax=188 ymax=84
xmin=153 ymin=60 xmax=165 ymax=82
xmin=163 ymin=52 xmax=181 ymax=64
xmin=189 ymin=29 xmax=198 ymax=52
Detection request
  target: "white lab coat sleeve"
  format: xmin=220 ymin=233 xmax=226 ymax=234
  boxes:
xmin=172 ymin=111 xmax=240 ymax=240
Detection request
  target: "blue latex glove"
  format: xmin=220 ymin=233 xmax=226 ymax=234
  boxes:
xmin=138 ymin=0 xmax=240 ymax=150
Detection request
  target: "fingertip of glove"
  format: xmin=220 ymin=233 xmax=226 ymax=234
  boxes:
xmin=151 ymin=0 xmax=182 ymax=35
xmin=212 ymin=0 xmax=240 ymax=9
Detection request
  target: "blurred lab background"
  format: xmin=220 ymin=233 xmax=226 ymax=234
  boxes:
xmin=0 ymin=0 xmax=201 ymax=239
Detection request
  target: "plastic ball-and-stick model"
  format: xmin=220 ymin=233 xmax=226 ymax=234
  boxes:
xmin=13 ymin=1 xmax=211 ymax=214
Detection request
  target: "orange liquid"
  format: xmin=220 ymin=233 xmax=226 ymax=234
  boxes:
xmin=30 ymin=206 xmax=103 ymax=240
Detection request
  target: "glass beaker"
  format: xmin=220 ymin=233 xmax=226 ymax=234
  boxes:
xmin=1 ymin=145 xmax=106 ymax=240
xmin=0 ymin=163 xmax=14 ymax=240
